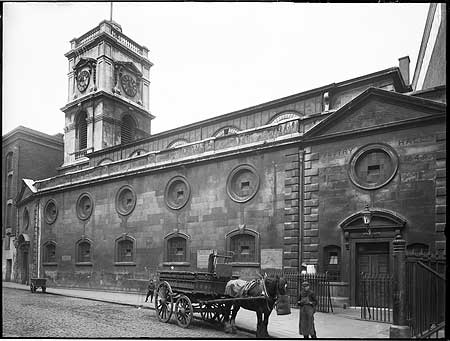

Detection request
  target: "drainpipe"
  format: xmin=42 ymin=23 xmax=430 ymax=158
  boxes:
xmin=298 ymin=148 xmax=305 ymax=270
xmin=37 ymin=199 xmax=41 ymax=278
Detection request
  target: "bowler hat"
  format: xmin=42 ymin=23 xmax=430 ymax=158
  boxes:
xmin=302 ymin=281 xmax=310 ymax=287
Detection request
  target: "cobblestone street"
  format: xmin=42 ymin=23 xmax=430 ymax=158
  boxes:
xmin=2 ymin=287 xmax=252 ymax=338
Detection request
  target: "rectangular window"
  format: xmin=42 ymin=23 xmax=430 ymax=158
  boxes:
xmin=367 ymin=164 xmax=380 ymax=176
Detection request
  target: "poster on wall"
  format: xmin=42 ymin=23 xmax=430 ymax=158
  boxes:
xmin=197 ymin=249 xmax=213 ymax=269
xmin=261 ymin=249 xmax=283 ymax=269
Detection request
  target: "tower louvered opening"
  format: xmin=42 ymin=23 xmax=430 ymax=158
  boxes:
xmin=76 ymin=112 xmax=88 ymax=150
xmin=121 ymin=115 xmax=136 ymax=144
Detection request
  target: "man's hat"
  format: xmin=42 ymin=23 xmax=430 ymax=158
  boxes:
xmin=302 ymin=281 xmax=310 ymax=287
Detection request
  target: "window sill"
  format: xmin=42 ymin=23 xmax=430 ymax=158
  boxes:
xmin=229 ymin=262 xmax=260 ymax=267
xmin=114 ymin=262 xmax=136 ymax=266
xmin=75 ymin=262 xmax=93 ymax=266
xmin=162 ymin=262 xmax=191 ymax=267
xmin=43 ymin=262 xmax=58 ymax=266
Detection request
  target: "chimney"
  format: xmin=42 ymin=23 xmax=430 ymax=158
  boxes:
xmin=398 ymin=56 xmax=410 ymax=86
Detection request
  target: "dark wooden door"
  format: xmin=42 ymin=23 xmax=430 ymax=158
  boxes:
xmin=6 ymin=259 xmax=12 ymax=281
xmin=356 ymin=243 xmax=390 ymax=306
xmin=21 ymin=250 xmax=29 ymax=285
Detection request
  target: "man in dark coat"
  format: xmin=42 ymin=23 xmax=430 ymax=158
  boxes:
xmin=298 ymin=281 xmax=317 ymax=339
xmin=145 ymin=279 xmax=155 ymax=303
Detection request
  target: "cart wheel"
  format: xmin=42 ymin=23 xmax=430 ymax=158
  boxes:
xmin=175 ymin=295 xmax=193 ymax=328
xmin=155 ymin=281 xmax=173 ymax=323
xmin=42 ymin=287 xmax=46 ymax=293
xmin=200 ymin=303 xmax=215 ymax=321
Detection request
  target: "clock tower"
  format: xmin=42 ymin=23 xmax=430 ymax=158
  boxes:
xmin=61 ymin=20 xmax=154 ymax=166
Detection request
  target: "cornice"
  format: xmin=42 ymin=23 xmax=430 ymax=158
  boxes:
xmin=2 ymin=126 xmax=64 ymax=147
xmin=60 ymin=90 xmax=154 ymax=119
xmin=65 ymin=31 xmax=153 ymax=69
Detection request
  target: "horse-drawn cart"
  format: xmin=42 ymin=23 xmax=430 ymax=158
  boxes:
xmin=155 ymin=258 xmax=267 ymax=328
xmin=30 ymin=278 xmax=47 ymax=293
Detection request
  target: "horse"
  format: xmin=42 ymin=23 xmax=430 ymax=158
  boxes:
xmin=223 ymin=274 xmax=288 ymax=338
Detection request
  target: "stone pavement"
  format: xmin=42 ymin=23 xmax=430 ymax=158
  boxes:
xmin=3 ymin=281 xmax=390 ymax=338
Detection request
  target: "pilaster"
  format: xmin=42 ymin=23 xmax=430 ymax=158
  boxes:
xmin=284 ymin=150 xmax=300 ymax=269
xmin=302 ymin=146 xmax=319 ymax=265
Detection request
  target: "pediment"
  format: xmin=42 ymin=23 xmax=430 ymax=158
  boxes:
xmin=114 ymin=61 xmax=142 ymax=77
xmin=305 ymin=88 xmax=446 ymax=139
xmin=73 ymin=57 xmax=96 ymax=71
xmin=15 ymin=179 xmax=37 ymax=206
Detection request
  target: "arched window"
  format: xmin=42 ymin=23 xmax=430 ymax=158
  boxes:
xmin=226 ymin=227 xmax=260 ymax=264
xmin=115 ymin=236 xmax=135 ymax=263
xmin=168 ymin=237 xmax=186 ymax=262
xmin=7 ymin=174 xmax=13 ymax=199
xmin=22 ymin=208 xmax=30 ymax=231
xmin=166 ymin=138 xmax=189 ymax=149
xmin=164 ymin=232 xmax=191 ymax=264
xmin=97 ymin=158 xmax=113 ymax=166
xmin=43 ymin=241 xmax=57 ymax=263
xmin=76 ymin=239 xmax=92 ymax=263
xmin=129 ymin=149 xmax=147 ymax=158
xmin=121 ymin=115 xmax=136 ymax=144
xmin=212 ymin=126 xmax=240 ymax=138
xmin=76 ymin=112 xmax=88 ymax=151
xmin=6 ymin=203 xmax=12 ymax=228
xmin=6 ymin=152 xmax=13 ymax=172
xmin=268 ymin=111 xmax=303 ymax=124
xmin=323 ymin=245 xmax=341 ymax=281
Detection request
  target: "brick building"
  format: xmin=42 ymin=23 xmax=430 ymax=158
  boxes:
xmin=14 ymin=7 xmax=445 ymax=306
xmin=2 ymin=126 xmax=64 ymax=282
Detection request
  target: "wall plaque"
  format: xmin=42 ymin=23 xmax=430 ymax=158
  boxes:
xmin=261 ymin=249 xmax=283 ymax=269
xmin=62 ymin=255 xmax=71 ymax=261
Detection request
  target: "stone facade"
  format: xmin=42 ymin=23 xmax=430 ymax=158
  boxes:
xmin=12 ymin=18 xmax=446 ymax=305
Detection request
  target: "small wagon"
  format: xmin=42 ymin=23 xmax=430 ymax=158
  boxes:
xmin=155 ymin=255 xmax=266 ymax=328
xmin=30 ymin=278 xmax=47 ymax=293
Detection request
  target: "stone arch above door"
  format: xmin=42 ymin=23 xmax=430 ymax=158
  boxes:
xmin=339 ymin=207 xmax=406 ymax=248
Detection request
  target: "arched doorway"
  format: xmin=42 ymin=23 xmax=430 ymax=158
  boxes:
xmin=16 ymin=234 xmax=31 ymax=285
xmin=339 ymin=208 xmax=406 ymax=305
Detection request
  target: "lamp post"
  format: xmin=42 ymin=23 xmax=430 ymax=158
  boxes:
xmin=362 ymin=204 xmax=373 ymax=236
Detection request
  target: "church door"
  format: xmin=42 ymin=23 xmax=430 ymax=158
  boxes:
xmin=356 ymin=242 xmax=390 ymax=306
xmin=21 ymin=248 xmax=29 ymax=285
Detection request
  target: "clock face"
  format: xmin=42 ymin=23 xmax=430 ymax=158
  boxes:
xmin=77 ymin=70 xmax=90 ymax=92
xmin=121 ymin=74 xmax=137 ymax=97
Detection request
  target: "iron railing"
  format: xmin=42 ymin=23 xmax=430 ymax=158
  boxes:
xmin=265 ymin=269 xmax=333 ymax=313
xmin=359 ymin=272 xmax=393 ymax=323
xmin=405 ymin=252 xmax=446 ymax=338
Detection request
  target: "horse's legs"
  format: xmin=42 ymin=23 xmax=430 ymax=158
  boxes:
xmin=262 ymin=312 xmax=270 ymax=338
xmin=256 ymin=311 xmax=263 ymax=338
xmin=223 ymin=303 xmax=232 ymax=333
xmin=230 ymin=304 xmax=239 ymax=334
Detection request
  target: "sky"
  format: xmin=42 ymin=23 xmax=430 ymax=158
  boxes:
xmin=3 ymin=2 xmax=430 ymax=136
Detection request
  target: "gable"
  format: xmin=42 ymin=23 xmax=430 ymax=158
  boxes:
xmin=15 ymin=179 xmax=36 ymax=206
xmin=305 ymin=88 xmax=446 ymax=138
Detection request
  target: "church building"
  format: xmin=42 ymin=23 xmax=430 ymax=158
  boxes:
xmin=14 ymin=7 xmax=446 ymax=306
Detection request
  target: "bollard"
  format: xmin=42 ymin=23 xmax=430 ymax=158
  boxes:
xmin=389 ymin=235 xmax=411 ymax=338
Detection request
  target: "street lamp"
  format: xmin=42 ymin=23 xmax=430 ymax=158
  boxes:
xmin=362 ymin=204 xmax=373 ymax=236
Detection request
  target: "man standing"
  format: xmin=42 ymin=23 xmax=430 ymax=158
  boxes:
xmin=298 ymin=281 xmax=317 ymax=339
xmin=145 ymin=279 xmax=155 ymax=303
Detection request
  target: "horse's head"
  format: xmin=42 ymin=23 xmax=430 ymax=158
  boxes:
xmin=275 ymin=275 xmax=288 ymax=296
xmin=264 ymin=275 xmax=288 ymax=299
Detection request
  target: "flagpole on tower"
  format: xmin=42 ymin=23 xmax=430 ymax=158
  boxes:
xmin=110 ymin=2 xmax=113 ymax=21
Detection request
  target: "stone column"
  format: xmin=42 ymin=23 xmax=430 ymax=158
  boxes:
xmin=389 ymin=235 xmax=411 ymax=338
